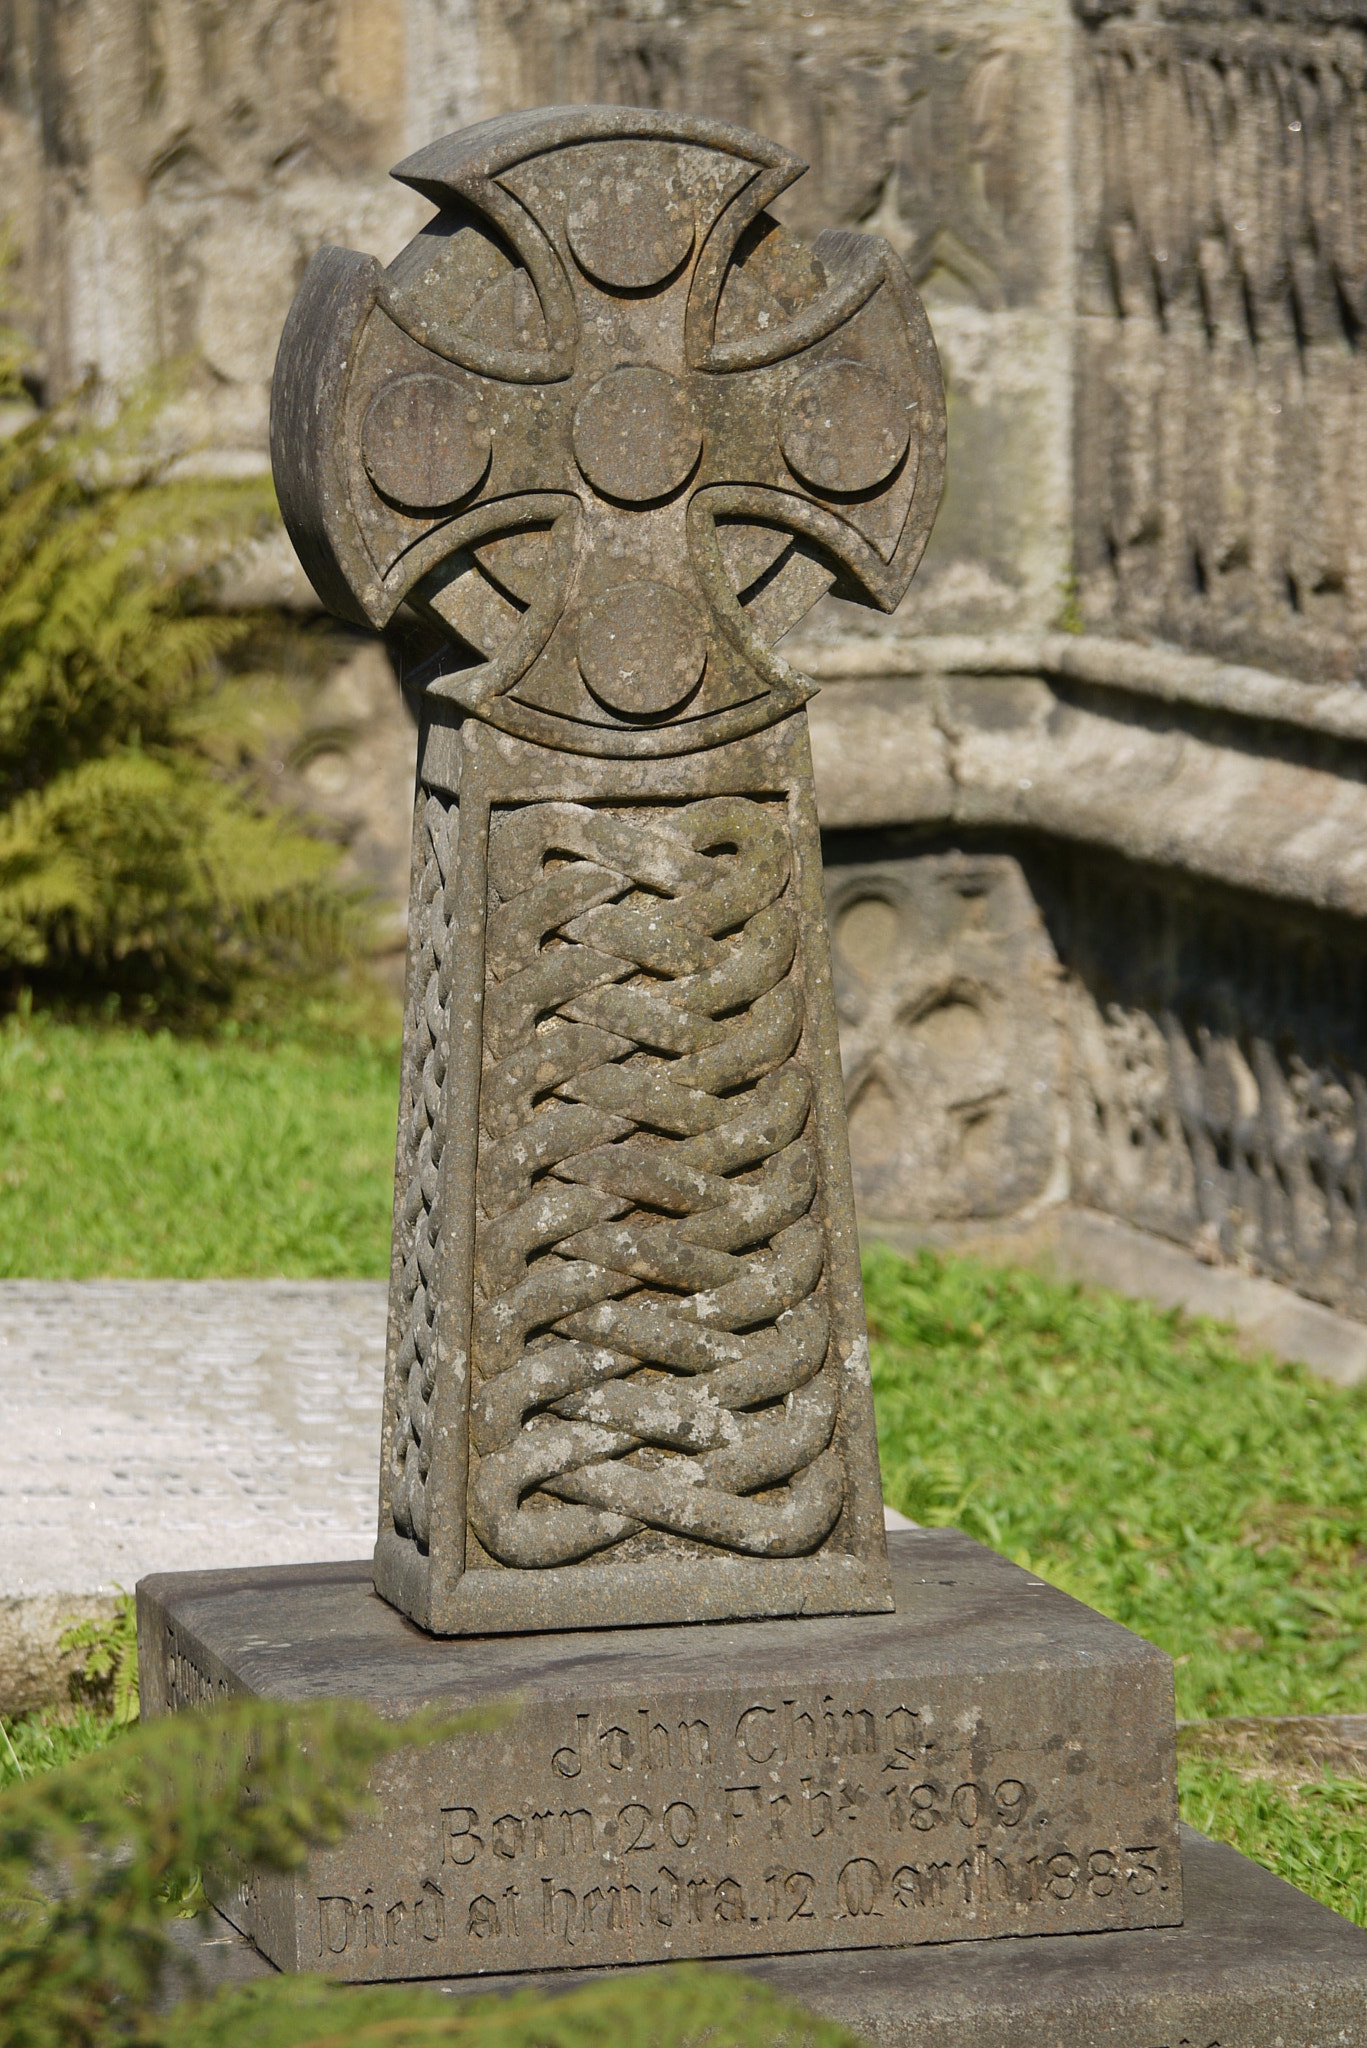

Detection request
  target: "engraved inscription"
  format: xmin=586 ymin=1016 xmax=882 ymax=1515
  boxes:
xmin=317 ymin=1879 xmax=446 ymax=1958
xmin=163 ymin=1625 xmax=230 ymax=1708
xmin=333 ymin=1839 xmax=1174 ymax=1959
xmin=180 ymin=1594 xmax=1180 ymax=1977
xmin=884 ymin=1777 xmax=1031 ymax=1833
xmin=394 ymin=1684 xmax=1176 ymax=1965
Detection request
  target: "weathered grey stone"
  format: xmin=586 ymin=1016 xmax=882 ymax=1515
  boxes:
xmin=807 ymin=668 xmax=1367 ymax=921
xmin=0 ymin=0 xmax=426 ymax=455
xmin=801 ymin=643 xmax=1367 ymax=1322
xmin=826 ymin=850 xmax=1065 ymax=1225
xmin=1074 ymin=1 xmax=1367 ymax=685
xmin=137 ymin=1528 xmax=1182 ymax=1979
xmin=269 ymin=106 xmax=946 ymax=1635
xmin=0 ymin=0 xmax=1070 ymax=637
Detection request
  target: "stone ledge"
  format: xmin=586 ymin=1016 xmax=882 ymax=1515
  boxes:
xmin=805 ymin=670 xmax=1367 ymax=920
xmin=791 ymin=630 xmax=1367 ymax=747
xmin=862 ymin=1205 xmax=1367 ymax=1389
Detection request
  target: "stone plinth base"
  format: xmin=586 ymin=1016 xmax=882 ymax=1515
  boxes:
xmin=170 ymin=1828 xmax=1367 ymax=2047
xmin=137 ymin=1530 xmax=1180 ymax=1980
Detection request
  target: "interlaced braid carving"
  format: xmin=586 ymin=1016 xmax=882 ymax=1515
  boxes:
xmin=468 ymin=796 xmax=843 ymax=1569
xmin=387 ymin=790 xmax=457 ymax=1551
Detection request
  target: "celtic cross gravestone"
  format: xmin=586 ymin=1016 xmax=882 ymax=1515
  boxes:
xmin=272 ymin=104 xmax=944 ymax=1635
xmin=137 ymin=107 xmax=1191 ymax=1988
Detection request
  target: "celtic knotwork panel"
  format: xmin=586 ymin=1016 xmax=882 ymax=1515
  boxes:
xmin=387 ymin=788 xmax=456 ymax=1552
xmin=467 ymin=796 xmax=841 ymax=1568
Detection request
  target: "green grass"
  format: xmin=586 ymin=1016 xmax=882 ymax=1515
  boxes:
xmin=866 ymin=1243 xmax=1367 ymax=1923
xmin=0 ymin=1707 xmax=121 ymax=1789
xmin=866 ymin=1244 xmax=1367 ymax=1722
xmin=3 ymin=1016 xmax=1367 ymax=1922
xmin=1 ymin=1597 xmax=140 ymax=1791
xmin=1177 ymin=1757 xmax=1367 ymax=1925
xmin=0 ymin=1009 xmax=399 ymax=1277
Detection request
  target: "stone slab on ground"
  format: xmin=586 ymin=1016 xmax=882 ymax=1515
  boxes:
xmin=1180 ymin=1713 xmax=1367 ymax=1786
xmin=865 ymin=1206 xmax=1367 ymax=1388
xmin=138 ymin=1530 xmax=1181 ymax=1978
xmin=0 ymin=1280 xmax=386 ymax=1709
xmin=167 ymin=1826 xmax=1367 ymax=2047
xmin=0 ymin=1280 xmax=386 ymax=1595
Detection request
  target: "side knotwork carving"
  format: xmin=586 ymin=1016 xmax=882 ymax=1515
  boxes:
xmin=467 ymin=796 xmax=842 ymax=1569
xmin=388 ymin=790 xmax=457 ymax=1550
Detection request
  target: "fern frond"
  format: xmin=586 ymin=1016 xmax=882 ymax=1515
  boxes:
xmin=0 ymin=1701 xmax=470 ymax=2048
xmin=0 ymin=375 xmax=368 ymax=1006
xmin=0 ymin=751 xmax=356 ymax=985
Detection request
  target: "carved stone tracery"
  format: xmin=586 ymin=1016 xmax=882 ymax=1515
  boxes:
xmin=387 ymin=790 xmax=457 ymax=1551
xmin=1076 ymin=2 xmax=1367 ymax=678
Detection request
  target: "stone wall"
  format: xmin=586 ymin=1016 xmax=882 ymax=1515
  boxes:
xmin=5 ymin=0 xmax=1367 ymax=1317
xmin=822 ymin=811 xmax=1367 ymax=1324
xmin=1074 ymin=0 xmax=1367 ymax=682
xmin=0 ymin=0 xmax=1074 ymax=629
xmin=0 ymin=0 xmax=424 ymax=458
xmin=806 ymin=637 xmax=1367 ymax=1319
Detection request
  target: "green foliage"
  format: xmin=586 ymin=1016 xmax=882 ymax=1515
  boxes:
xmin=61 ymin=1594 xmax=140 ymax=1727
xmin=0 ymin=1701 xmax=852 ymax=2048
xmin=0 ymin=1009 xmax=398 ymax=1277
xmin=865 ymin=1244 xmax=1367 ymax=1721
xmin=156 ymin=1965 xmax=862 ymax=2048
xmin=0 ymin=1701 xmax=464 ymax=2048
xmin=0 ymin=1709 xmax=124 ymax=1792
xmin=1178 ymin=1757 xmax=1367 ymax=1926
xmin=0 ymin=386 xmax=362 ymax=1010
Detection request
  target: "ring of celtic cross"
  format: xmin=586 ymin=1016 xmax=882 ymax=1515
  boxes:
xmin=271 ymin=105 xmax=945 ymax=759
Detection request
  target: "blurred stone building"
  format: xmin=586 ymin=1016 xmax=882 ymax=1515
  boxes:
xmin=6 ymin=0 xmax=1367 ymax=1327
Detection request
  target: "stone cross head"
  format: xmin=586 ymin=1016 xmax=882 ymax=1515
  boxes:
xmin=272 ymin=104 xmax=943 ymax=759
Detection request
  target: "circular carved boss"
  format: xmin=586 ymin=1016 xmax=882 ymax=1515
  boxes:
xmin=780 ymin=359 xmax=910 ymax=495
xmin=564 ymin=160 xmax=696 ymax=289
xmin=571 ymin=366 xmax=703 ymax=504
xmin=577 ymin=580 xmax=708 ymax=718
xmin=362 ymin=373 xmax=491 ymax=511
